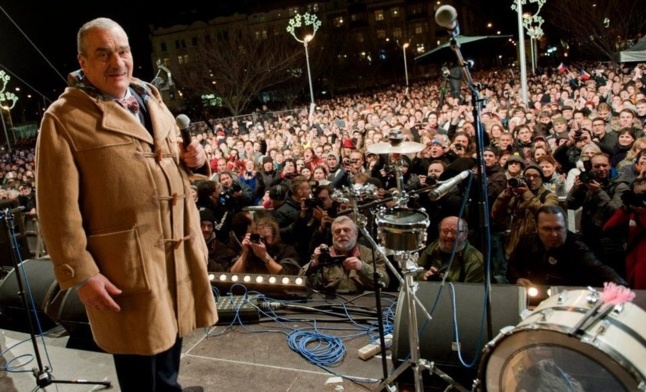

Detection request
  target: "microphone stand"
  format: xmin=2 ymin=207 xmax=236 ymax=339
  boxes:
xmin=1 ymin=209 xmax=111 ymax=390
xmin=447 ymin=33 xmax=494 ymax=343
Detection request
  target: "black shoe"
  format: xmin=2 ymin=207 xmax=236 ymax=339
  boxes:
xmin=182 ymin=387 xmax=204 ymax=392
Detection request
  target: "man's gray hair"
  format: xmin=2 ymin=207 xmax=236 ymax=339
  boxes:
xmin=77 ymin=17 xmax=125 ymax=55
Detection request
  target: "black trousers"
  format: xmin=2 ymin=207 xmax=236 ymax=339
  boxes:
xmin=113 ymin=335 xmax=183 ymax=392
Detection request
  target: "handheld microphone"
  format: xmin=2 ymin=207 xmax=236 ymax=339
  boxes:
xmin=429 ymin=170 xmax=470 ymax=201
xmin=175 ymin=114 xmax=192 ymax=147
xmin=435 ymin=5 xmax=460 ymax=36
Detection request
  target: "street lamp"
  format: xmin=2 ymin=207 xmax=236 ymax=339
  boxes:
xmin=0 ymin=70 xmax=19 ymax=153
xmin=286 ymin=12 xmax=322 ymax=124
xmin=402 ymin=42 xmax=410 ymax=95
xmin=511 ymin=0 xmax=546 ymax=103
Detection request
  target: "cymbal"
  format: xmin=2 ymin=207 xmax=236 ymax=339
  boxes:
xmin=367 ymin=141 xmax=425 ymax=155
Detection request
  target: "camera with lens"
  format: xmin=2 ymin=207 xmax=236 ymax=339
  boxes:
xmin=424 ymin=176 xmax=438 ymax=186
xmin=579 ymin=171 xmax=595 ymax=184
xmin=219 ymin=183 xmax=241 ymax=205
xmin=319 ymin=246 xmax=346 ymax=266
xmin=508 ymin=177 xmax=525 ymax=188
xmin=304 ymin=197 xmax=323 ymax=209
xmin=250 ymin=233 xmax=265 ymax=244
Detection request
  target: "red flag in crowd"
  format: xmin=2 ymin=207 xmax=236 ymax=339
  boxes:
xmin=557 ymin=63 xmax=567 ymax=73
xmin=579 ymin=69 xmax=591 ymax=80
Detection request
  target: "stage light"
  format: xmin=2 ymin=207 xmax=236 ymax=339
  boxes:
xmin=211 ymin=273 xmax=308 ymax=299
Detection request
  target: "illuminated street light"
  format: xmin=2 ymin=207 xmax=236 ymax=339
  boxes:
xmin=0 ymin=70 xmax=19 ymax=153
xmin=399 ymin=41 xmax=411 ymax=95
xmin=511 ymin=0 xmax=546 ymax=103
xmin=286 ymin=12 xmax=322 ymax=124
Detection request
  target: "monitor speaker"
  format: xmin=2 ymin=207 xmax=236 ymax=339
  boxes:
xmin=0 ymin=257 xmax=59 ymax=333
xmin=392 ymin=282 xmax=526 ymax=373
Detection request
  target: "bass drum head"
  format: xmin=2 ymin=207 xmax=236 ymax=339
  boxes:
xmin=376 ymin=208 xmax=429 ymax=229
xmin=479 ymin=327 xmax=641 ymax=392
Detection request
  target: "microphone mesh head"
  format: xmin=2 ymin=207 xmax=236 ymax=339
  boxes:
xmin=176 ymin=114 xmax=191 ymax=129
xmin=435 ymin=5 xmax=458 ymax=30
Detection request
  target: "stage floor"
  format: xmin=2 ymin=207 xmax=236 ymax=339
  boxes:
xmin=1 ymin=293 xmax=401 ymax=392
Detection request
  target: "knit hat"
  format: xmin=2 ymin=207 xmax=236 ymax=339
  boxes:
xmin=199 ymin=208 xmax=216 ymax=225
xmin=505 ymin=154 xmax=526 ymax=170
xmin=327 ymin=151 xmax=339 ymax=162
xmin=552 ymin=117 xmax=567 ymax=124
xmin=484 ymin=145 xmax=499 ymax=157
xmin=262 ymin=156 xmax=273 ymax=165
xmin=523 ymin=164 xmax=544 ymax=179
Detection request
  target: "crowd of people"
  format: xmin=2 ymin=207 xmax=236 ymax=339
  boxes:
xmin=4 ymin=60 xmax=646 ymax=294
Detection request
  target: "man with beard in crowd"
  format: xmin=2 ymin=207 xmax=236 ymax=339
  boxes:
xmin=200 ymin=209 xmax=236 ymax=272
xmin=301 ymin=215 xmax=389 ymax=294
xmin=414 ymin=216 xmax=484 ymax=283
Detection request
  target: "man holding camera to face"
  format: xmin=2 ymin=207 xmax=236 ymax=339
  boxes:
xmin=230 ymin=217 xmax=300 ymax=275
xmin=300 ymin=216 xmax=389 ymax=294
xmin=492 ymin=164 xmax=560 ymax=261
xmin=567 ymin=152 xmax=631 ymax=276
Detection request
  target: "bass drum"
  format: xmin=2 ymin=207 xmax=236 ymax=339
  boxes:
xmin=375 ymin=208 xmax=429 ymax=253
xmin=477 ymin=289 xmax=646 ymax=392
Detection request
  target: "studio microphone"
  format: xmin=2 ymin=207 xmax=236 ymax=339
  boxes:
xmin=175 ymin=114 xmax=192 ymax=147
xmin=428 ymin=170 xmax=470 ymax=201
xmin=435 ymin=5 xmax=460 ymax=36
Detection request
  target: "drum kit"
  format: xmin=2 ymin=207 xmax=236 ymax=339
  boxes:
xmin=332 ymin=132 xmax=646 ymax=391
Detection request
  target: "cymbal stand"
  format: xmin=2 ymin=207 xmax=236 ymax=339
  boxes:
xmin=1 ymin=208 xmax=111 ymax=390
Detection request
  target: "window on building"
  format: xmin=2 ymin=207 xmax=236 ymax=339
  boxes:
xmin=393 ymin=27 xmax=402 ymax=39
xmin=414 ymin=23 xmax=424 ymax=35
xmin=355 ymin=32 xmax=365 ymax=43
xmin=333 ymin=16 xmax=344 ymax=27
xmin=288 ymin=7 xmax=299 ymax=16
xmin=192 ymin=37 xmax=198 ymax=46
xmin=160 ymin=42 xmax=167 ymax=52
xmin=376 ymin=29 xmax=386 ymax=39
xmin=375 ymin=10 xmax=384 ymax=21
xmin=391 ymin=7 xmax=401 ymax=18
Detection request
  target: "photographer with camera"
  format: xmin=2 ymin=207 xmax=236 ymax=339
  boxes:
xmin=308 ymin=184 xmax=341 ymax=252
xmin=567 ymin=152 xmax=631 ymax=276
xmin=272 ymin=176 xmax=320 ymax=264
xmin=492 ymin=164 xmax=559 ymax=261
xmin=604 ymin=174 xmax=646 ymax=289
xmin=414 ymin=216 xmax=484 ymax=283
xmin=230 ymin=217 xmax=300 ymax=275
xmin=300 ymin=216 xmax=389 ymax=294
xmin=553 ymin=126 xmax=594 ymax=173
xmin=218 ymin=170 xmax=254 ymax=213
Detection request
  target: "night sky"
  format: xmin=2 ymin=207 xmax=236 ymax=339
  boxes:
xmin=1 ymin=1 xmax=515 ymax=107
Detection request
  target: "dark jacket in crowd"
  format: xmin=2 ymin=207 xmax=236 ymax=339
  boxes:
xmin=507 ymin=231 xmax=627 ymax=287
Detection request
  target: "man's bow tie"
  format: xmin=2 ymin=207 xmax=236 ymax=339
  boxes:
xmin=117 ymin=96 xmax=140 ymax=115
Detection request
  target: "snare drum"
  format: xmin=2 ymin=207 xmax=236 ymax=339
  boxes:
xmin=376 ymin=208 xmax=429 ymax=252
xmin=478 ymin=289 xmax=646 ymax=392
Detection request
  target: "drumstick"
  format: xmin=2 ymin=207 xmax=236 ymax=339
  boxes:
xmin=567 ymin=282 xmax=635 ymax=336
xmin=567 ymin=300 xmax=602 ymax=337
